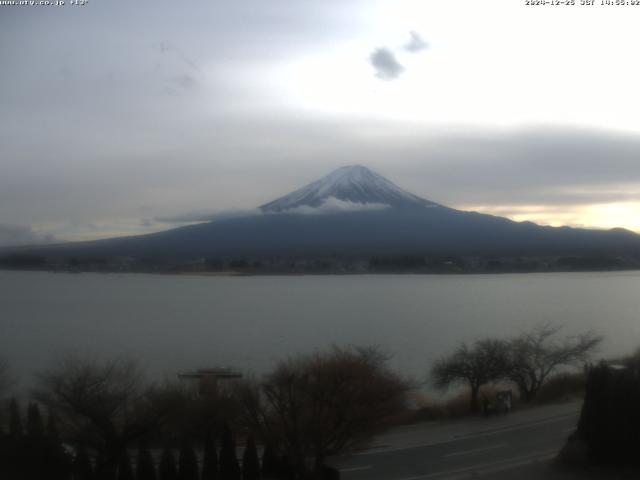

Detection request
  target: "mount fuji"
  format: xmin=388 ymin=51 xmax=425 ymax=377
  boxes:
xmin=260 ymin=165 xmax=437 ymax=212
xmin=5 ymin=165 xmax=640 ymax=264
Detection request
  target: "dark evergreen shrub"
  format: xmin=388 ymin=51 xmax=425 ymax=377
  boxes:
xmin=9 ymin=398 xmax=22 ymax=439
xmin=219 ymin=425 xmax=241 ymax=480
xmin=74 ymin=446 xmax=95 ymax=480
xmin=46 ymin=410 xmax=59 ymax=440
xmin=178 ymin=439 xmax=199 ymax=480
xmin=0 ymin=400 xmax=72 ymax=480
xmin=27 ymin=403 xmax=44 ymax=438
xmin=159 ymin=447 xmax=179 ymax=480
xmin=95 ymin=448 xmax=116 ymax=480
xmin=202 ymin=430 xmax=219 ymax=480
xmin=242 ymin=436 xmax=260 ymax=480
xmin=136 ymin=443 xmax=157 ymax=480
xmin=576 ymin=362 xmax=640 ymax=466
xmin=260 ymin=445 xmax=280 ymax=479
xmin=117 ymin=450 xmax=135 ymax=480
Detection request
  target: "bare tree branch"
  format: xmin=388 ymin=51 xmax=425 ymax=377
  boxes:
xmin=507 ymin=324 xmax=602 ymax=402
xmin=235 ymin=346 xmax=409 ymax=477
xmin=430 ymin=339 xmax=510 ymax=413
xmin=32 ymin=353 xmax=162 ymax=477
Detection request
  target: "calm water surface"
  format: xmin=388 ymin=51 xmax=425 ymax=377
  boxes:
xmin=1 ymin=270 xmax=640 ymax=386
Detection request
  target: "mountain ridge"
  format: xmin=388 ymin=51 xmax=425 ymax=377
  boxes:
xmin=2 ymin=166 xmax=640 ymax=269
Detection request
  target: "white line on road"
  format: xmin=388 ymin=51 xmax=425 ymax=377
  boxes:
xmin=477 ymin=452 xmax=557 ymax=477
xmin=393 ymin=448 xmax=557 ymax=480
xmin=561 ymin=427 xmax=576 ymax=433
xmin=443 ymin=443 xmax=507 ymax=458
xmin=339 ymin=465 xmax=372 ymax=472
xmin=354 ymin=414 xmax=577 ymax=456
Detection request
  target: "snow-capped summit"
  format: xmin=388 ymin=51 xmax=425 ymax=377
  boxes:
xmin=260 ymin=165 xmax=438 ymax=213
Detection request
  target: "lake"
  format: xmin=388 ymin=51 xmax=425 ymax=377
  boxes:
xmin=1 ymin=270 xmax=639 ymax=389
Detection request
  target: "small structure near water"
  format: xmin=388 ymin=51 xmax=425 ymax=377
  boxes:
xmin=178 ymin=367 xmax=243 ymax=395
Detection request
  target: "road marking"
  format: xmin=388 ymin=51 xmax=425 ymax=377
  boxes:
xmin=561 ymin=427 xmax=576 ymax=433
xmin=477 ymin=452 xmax=556 ymax=477
xmin=339 ymin=465 xmax=372 ymax=472
xmin=354 ymin=413 xmax=577 ymax=456
xmin=393 ymin=448 xmax=557 ymax=480
xmin=443 ymin=443 xmax=507 ymax=458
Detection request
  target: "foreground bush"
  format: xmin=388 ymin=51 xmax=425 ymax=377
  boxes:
xmin=235 ymin=346 xmax=409 ymax=478
xmin=568 ymin=362 xmax=640 ymax=466
xmin=0 ymin=401 xmax=72 ymax=480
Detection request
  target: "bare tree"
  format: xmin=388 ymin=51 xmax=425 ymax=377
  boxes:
xmin=507 ymin=323 xmax=602 ymax=402
xmin=431 ymin=339 xmax=510 ymax=413
xmin=235 ymin=346 xmax=409 ymax=478
xmin=33 ymin=353 xmax=164 ymax=477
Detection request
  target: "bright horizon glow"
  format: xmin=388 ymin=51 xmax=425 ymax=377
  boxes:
xmin=275 ymin=0 xmax=640 ymax=132
xmin=462 ymin=203 xmax=640 ymax=233
xmin=36 ymin=199 xmax=640 ymax=243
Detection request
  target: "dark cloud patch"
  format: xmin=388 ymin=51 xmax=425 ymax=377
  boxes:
xmin=404 ymin=31 xmax=428 ymax=53
xmin=157 ymin=42 xmax=203 ymax=73
xmin=0 ymin=225 xmax=55 ymax=247
xmin=369 ymin=48 xmax=405 ymax=80
xmin=152 ymin=43 xmax=202 ymax=95
xmin=171 ymin=75 xmax=198 ymax=90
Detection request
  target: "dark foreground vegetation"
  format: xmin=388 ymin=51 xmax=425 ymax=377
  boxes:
xmin=561 ymin=349 xmax=640 ymax=468
xmin=0 ymin=347 xmax=409 ymax=480
xmin=0 ymin=324 xmax=628 ymax=479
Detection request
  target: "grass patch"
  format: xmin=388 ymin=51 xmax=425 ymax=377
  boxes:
xmin=409 ymin=385 xmax=506 ymax=422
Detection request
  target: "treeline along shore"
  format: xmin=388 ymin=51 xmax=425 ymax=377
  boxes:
xmin=2 ymin=252 xmax=640 ymax=275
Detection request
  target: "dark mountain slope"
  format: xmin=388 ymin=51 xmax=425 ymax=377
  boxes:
xmin=12 ymin=206 xmax=640 ymax=260
xmin=4 ymin=165 xmax=640 ymax=262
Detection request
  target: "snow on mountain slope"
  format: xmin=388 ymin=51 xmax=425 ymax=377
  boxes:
xmin=260 ymin=165 xmax=439 ymax=213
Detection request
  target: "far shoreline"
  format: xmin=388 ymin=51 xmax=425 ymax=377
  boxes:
xmin=2 ymin=266 xmax=640 ymax=278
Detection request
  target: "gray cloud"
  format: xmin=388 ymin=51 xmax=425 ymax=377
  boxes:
xmin=268 ymin=198 xmax=389 ymax=216
xmin=369 ymin=48 xmax=405 ymax=80
xmin=3 ymin=1 xmax=640 ymax=239
xmin=378 ymin=127 xmax=640 ymax=209
xmin=0 ymin=225 xmax=55 ymax=247
xmin=5 ymin=111 xmax=640 ymax=238
xmin=404 ymin=31 xmax=428 ymax=53
xmin=154 ymin=209 xmax=260 ymax=224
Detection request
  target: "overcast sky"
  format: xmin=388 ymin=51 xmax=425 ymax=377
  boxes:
xmin=3 ymin=0 xmax=640 ymax=244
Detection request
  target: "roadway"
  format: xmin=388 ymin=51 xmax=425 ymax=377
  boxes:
xmin=332 ymin=402 xmax=582 ymax=480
